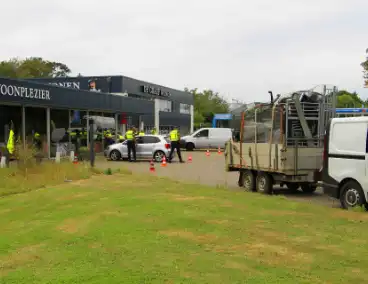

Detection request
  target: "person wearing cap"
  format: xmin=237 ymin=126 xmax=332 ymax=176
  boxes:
xmin=168 ymin=127 xmax=184 ymax=163
xmin=125 ymin=126 xmax=136 ymax=162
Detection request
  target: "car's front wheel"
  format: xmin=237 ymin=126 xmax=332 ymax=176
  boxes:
xmin=109 ymin=150 xmax=121 ymax=161
xmin=154 ymin=150 xmax=166 ymax=163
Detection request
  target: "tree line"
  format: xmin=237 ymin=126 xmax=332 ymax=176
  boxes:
xmin=0 ymin=56 xmax=367 ymax=128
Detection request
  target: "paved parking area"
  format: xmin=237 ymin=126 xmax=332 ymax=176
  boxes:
xmin=97 ymin=151 xmax=340 ymax=208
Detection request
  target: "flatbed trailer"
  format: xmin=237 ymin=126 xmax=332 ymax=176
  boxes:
xmin=225 ymin=85 xmax=337 ymax=194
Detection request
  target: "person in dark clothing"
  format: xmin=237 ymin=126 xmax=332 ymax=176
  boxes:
xmin=125 ymin=127 xmax=136 ymax=162
xmin=168 ymin=127 xmax=184 ymax=163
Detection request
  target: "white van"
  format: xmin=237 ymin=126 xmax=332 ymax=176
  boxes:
xmin=322 ymin=116 xmax=368 ymax=209
xmin=180 ymin=128 xmax=232 ymax=151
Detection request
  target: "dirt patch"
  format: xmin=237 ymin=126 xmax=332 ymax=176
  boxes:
xmin=331 ymin=210 xmax=368 ymax=221
xmin=89 ymin=242 xmax=102 ymax=249
xmin=216 ymin=242 xmax=312 ymax=266
xmin=57 ymin=215 xmax=97 ymax=234
xmin=206 ymin=219 xmax=230 ymax=225
xmin=159 ymin=193 xmax=213 ymax=201
xmin=57 ymin=192 xmax=90 ymax=201
xmin=262 ymin=210 xmax=313 ymax=217
xmin=0 ymin=244 xmax=44 ymax=276
xmin=160 ymin=230 xmax=218 ymax=243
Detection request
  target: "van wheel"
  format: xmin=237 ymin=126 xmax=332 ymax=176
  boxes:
xmin=340 ymin=180 xmax=366 ymax=210
xmin=239 ymin=171 xmax=256 ymax=192
xmin=186 ymin=143 xmax=194 ymax=151
xmin=301 ymin=184 xmax=317 ymax=193
xmin=256 ymin=172 xmax=272 ymax=195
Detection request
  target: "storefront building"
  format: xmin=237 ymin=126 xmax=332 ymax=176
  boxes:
xmin=0 ymin=76 xmax=193 ymax=159
xmin=29 ymin=75 xmax=194 ymax=134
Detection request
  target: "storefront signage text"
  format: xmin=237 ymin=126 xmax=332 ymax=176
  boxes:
xmin=50 ymin=81 xmax=80 ymax=89
xmin=142 ymin=85 xmax=171 ymax=97
xmin=0 ymin=84 xmax=51 ymax=100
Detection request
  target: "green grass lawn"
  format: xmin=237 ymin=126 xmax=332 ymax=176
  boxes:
xmin=1 ymin=170 xmax=368 ymax=283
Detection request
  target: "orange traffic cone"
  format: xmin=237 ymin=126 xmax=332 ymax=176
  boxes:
xmin=206 ymin=149 xmax=210 ymax=157
xmin=188 ymin=155 xmax=192 ymax=163
xmin=161 ymin=156 xmax=167 ymax=167
xmin=218 ymin=147 xmax=222 ymax=154
xmin=149 ymin=160 xmax=155 ymax=172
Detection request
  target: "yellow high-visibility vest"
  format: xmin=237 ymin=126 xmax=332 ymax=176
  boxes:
xmin=7 ymin=130 xmax=15 ymax=154
xmin=125 ymin=130 xmax=134 ymax=140
xmin=151 ymin=129 xmax=157 ymax=135
xmin=170 ymin=130 xmax=179 ymax=142
xmin=139 ymin=132 xmax=145 ymax=136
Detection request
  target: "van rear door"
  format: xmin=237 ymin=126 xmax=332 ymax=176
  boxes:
xmin=328 ymin=119 xmax=367 ymax=190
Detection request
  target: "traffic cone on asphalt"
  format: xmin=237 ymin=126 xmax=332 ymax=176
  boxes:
xmin=149 ymin=160 xmax=155 ymax=172
xmin=188 ymin=155 xmax=192 ymax=163
xmin=206 ymin=149 xmax=210 ymax=157
xmin=161 ymin=156 xmax=167 ymax=167
xmin=73 ymin=154 xmax=79 ymax=164
xmin=218 ymin=147 xmax=222 ymax=154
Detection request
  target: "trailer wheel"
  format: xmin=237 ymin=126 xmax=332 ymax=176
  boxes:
xmin=256 ymin=172 xmax=272 ymax=195
xmin=301 ymin=184 xmax=317 ymax=193
xmin=239 ymin=170 xmax=256 ymax=192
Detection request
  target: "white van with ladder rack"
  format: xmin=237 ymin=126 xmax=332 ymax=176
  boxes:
xmin=322 ymin=116 xmax=368 ymax=209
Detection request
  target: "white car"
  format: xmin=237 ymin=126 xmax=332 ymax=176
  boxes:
xmin=104 ymin=135 xmax=172 ymax=162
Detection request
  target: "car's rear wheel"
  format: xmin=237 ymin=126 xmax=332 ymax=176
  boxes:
xmin=186 ymin=143 xmax=194 ymax=151
xmin=154 ymin=150 xmax=165 ymax=163
xmin=109 ymin=150 xmax=121 ymax=161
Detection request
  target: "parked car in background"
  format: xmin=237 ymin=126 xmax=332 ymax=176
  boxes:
xmin=180 ymin=128 xmax=232 ymax=151
xmin=104 ymin=135 xmax=172 ymax=162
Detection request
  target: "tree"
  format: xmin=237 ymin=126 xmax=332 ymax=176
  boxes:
xmin=361 ymin=49 xmax=368 ymax=88
xmin=185 ymin=88 xmax=229 ymax=127
xmin=336 ymin=90 xmax=365 ymax=108
xmin=0 ymin=57 xmax=71 ymax=79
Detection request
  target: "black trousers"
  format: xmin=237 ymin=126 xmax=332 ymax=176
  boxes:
xmin=127 ymin=140 xmax=136 ymax=161
xmin=169 ymin=141 xmax=183 ymax=162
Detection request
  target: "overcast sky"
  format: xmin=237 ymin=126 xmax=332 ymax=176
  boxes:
xmin=1 ymin=0 xmax=367 ymax=102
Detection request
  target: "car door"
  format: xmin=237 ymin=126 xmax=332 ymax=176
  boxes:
xmin=119 ymin=140 xmax=128 ymax=158
xmin=140 ymin=136 xmax=158 ymax=158
xmin=135 ymin=136 xmax=144 ymax=158
xmin=193 ymin=129 xmax=209 ymax=149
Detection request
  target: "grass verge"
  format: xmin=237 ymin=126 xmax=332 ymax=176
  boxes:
xmin=0 ymin=171 xmax=367 ymax=283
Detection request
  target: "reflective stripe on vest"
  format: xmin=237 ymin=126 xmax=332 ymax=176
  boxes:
xmin=170 ymin=130 xmax=179 ymax=141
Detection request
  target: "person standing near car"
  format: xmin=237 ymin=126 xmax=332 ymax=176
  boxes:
xmin=168 ymin=127 xmax=184 ymax=163
xmin=125 ymin=126 xmax=136 ymax=162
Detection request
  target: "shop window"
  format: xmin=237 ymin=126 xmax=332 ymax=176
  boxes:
xmin=158 ymin=99 xmax=172 ymax=112
xmin=180 ymin=103 xmax=191 ymax=114
xmin=50 ymin=109 xmax=70 ymax=158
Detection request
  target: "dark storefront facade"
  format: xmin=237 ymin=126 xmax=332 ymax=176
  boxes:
xmin=29 ymin=75 xmax=194 ymax=133
xmin=0 ymin=75 xmax=193 ymax=160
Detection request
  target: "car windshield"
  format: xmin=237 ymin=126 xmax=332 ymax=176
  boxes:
xmin=164 ymin=138 xmax=170 ymax=143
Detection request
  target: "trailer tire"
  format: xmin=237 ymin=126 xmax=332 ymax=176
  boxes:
xmin=239 ymin=170 xmax=256 ymax=192
xmin=301 ymin=184 xmax=317 ymax=194
xmin=256 ymin=172 xmax=273 ymax=195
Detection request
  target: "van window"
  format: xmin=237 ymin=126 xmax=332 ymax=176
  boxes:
xmin=331 ymin=122 xmax=366 ymax=154
xmin=194 ymin=129 xmax=209 ymax=138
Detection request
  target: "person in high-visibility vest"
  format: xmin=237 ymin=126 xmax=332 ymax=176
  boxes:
xmin=6 ymin=129 xmax=15 ymax=156
xmin=125 ymin=127 xmax=136 ymax=162
xmin=151 ymin=128 xmax=157 ymax=135
xmin=33 ymin=132 xmax=42 ymax=151
xmin=138 ymin=129 xmax=145 ymax=136
xmin=168 ymin=127 xmax=184 ymax=163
